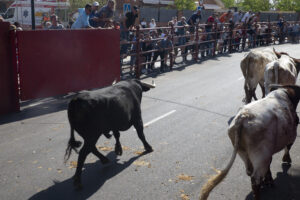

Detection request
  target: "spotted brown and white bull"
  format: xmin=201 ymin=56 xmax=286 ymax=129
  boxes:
xmin=264 ymin=49 xmax=300 ymax=95
xmin=199 ymin=85 xmax=300 ymax=200
xmin=240 ymin=48 xmax=278 ymax=103
xmin=64 ymin=79 xmax=155 ymax=189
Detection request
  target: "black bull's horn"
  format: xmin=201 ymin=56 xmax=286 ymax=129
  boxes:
xmin=140 ymin=80 xmax=156 ymax=88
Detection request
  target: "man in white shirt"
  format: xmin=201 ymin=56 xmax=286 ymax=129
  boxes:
xmin=241 ymin=11 xmax=251 ymax=23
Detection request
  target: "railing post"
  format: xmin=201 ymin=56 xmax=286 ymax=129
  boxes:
xmin=135 ymin=26 xmax=141 ymax=78
xmin=229 ymin=22 xmax=233 ymax=53
xmin=254 ymin=22 xmax=258 ymax=47
xmin=194 ymin=24 xmax=199 ymax=61
xmin=170 ymin=24 xmax=174 ymax=69
xmin=267 ymin=17 xmax=272 ymax=45
xmin=213 ymin=22 xmax=217 ymax=56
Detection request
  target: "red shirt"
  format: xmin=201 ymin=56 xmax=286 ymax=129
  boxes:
xmin=219 ymin=13 xmax=228 ymax=23
xmin=207 ymin=16 xmax=215 ymax=23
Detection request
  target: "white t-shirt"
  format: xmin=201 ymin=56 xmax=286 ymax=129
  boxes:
xmin=149 ymin=22 xmax=156 ymax=29
xmin=241 ymin=12 xmax=250 ymax=23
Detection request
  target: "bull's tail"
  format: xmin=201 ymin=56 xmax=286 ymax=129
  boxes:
xmin=199 ymin=118 xmax=242 ymax=200
xmin=64 ymin=99 xmax=83 ymax=163
xmin=64 ymin=127 xmax=82 ymax=163
xmin=265 ymin=62 xmax=279 ymax=95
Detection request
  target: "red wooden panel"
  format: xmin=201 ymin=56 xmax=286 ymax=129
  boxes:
xmin=17 ymin=29 xmax=120 ymax=100
xmin=0 ymin=22 xmax=20 ymax=115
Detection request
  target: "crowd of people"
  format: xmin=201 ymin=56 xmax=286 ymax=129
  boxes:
xmin=120 ymin=9 xmax=300 ymax=75
xmin=2 ymin=0 xmax=299 ymax=75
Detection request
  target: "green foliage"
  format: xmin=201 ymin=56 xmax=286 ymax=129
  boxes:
xmin=174 ymin=0 xmax=196 ymax=11
xmin=239 ymin=0 xmax=272 ymax=12
xmin=69 ymin=0 xmax=105 ymax=12
xmin=222 ymin=0 xmax=235 ymax=8
xmin=274 ymin=0 xmax=300 ymax=12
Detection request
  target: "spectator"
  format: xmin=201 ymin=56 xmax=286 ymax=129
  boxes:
xmin=94 ymin=0 xmax=115 ymax=28
xmin=71 ymin=4 xmax=93 ymax=29
xmin=48 ymin=15 xmax=65 ymax=30
xmin=43 ymin=21 xmax=52 ymax=30
xmin=206 ymin=13 xmax=215 ymax=31
xmin=233 ymin=10 xmax=243 ymax=24
xmin=13 ymin=22 xmax=23 ymax=31
xmin=141 ymin=34 xmax=154 ymax=72
xmin=187 ymin=9 xmax=202 ymax=33
xmin=241 ymin=11 xmax=252 ymax=23
xmin=0 ymin=15 xmax=4 ymax=22
xmin=89 ymin=1 xmax=100 ymax=28
xmin=121 ymin=5 xmax=139 ymax=40
xmin=149 ymin=18 xmax=156 ymax=29
xmin=113 ymin=20 xmax=120 ymax=30
xmin=152 ymin=34 xmax=174 ymax=72
xmin=176 ymin=16 xmax=188 ymax=61
xmin=141 ymin=18 xmax=147 ymax=28
xmin=291 ymin=23 xmax=299 ymax=43
xmin=219 ymin=10 xmax=232 ymax=23
xmin=249 ymin=12 xmax=260 ymax=24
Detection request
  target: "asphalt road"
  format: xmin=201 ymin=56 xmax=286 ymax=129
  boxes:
xmin=1 ymin=43 xmax=300 ymax=200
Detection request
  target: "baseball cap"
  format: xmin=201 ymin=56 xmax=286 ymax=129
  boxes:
xmin=93 ymin=1 xmax=99 ymax=6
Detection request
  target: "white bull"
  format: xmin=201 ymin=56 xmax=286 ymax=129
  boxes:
xmin=264 ymin=49 xmax=300 ymax=95
xmin=200 ymin=85 xmax=300 ymax=200
xmin=240 ymin=48 xmax=278 ymax=104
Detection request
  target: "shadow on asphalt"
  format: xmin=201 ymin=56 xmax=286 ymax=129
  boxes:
xmin=28 ymin=151 xmax=145 ymax=200
xmin=0 ymin=94 xmax=76 ymax=125
xmin=245 ymin=164 xmax=300 ymax=200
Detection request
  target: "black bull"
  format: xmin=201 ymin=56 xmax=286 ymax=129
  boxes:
xmin=64 ymin=79 xmax=154 ymax=189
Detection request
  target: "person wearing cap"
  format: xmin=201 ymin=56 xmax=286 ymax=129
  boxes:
xmin=121 ymin=5 xmax=139 ymax=40
xmin=92 ymin=0 xmax=115 ymax=28
xmin=71 ymin=4 xmax=93 ymax=29
xmin=187 ymin=9 xmax=202 ymax=33
xmin=89 ymin=1 xmax=100 ymax=27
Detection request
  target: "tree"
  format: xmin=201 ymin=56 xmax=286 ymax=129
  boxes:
xmin=174 ymin=0 xmax=196 ymax=11
xmin=239 ymin=0 xmax=272 ymax=12
xmin=274 ymin=0 xmax=300 ymax=12
xmin=222 ymin=0 xmax=235 ymax=8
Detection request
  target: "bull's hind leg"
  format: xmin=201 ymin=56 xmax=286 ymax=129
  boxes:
xmin=113 ymin=131 xmax=123 ymax=156
xmin=133 ymin=119 xmax=153 ymax=153
xmin=282 ymin=143 xmax=293 ymax=164
xmin=263 ymin=168 xmax=274 ymax=188
xmin=251 ymin=177 xmax=261 ymax=200
xmin=73 ymin=143 xmax=92 ymax=190
xmin=92 ymin=146 xmax=110 ymax=164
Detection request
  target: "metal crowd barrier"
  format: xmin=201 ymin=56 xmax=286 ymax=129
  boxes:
xmin=120 ymin=21 xmax=300 ymax=78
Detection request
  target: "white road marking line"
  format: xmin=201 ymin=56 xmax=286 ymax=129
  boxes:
xmin=238 ymin=76 xmax=244 ymax=81
xmin=144 ymin=110 xmax=176 ymax=127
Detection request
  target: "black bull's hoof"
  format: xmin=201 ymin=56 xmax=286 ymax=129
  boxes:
xmin=73 ymin=176 xmax=83 ymax=191
xmin=145 ymin=145 xmax=153 ymax=153
xmin=115 ymin=144 xmax=123 ymax=156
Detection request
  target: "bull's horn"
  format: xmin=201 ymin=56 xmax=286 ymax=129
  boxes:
xmin=112 ymin=79 xmax=117 ymax=85
xmin=140 ymin=81 xmax=156 ymax=88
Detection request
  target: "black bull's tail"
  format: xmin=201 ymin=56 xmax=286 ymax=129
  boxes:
xmin=64 ymin=99 xmax=83 ymax=163
xmin=64 ymin=127 xmax=82 ymax=163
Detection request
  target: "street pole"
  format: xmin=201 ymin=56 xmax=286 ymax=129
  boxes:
xmin=158 ymin=0 xmax=160 ymax=22
xmin=31 ymin=0 xmax=35 ymax=30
